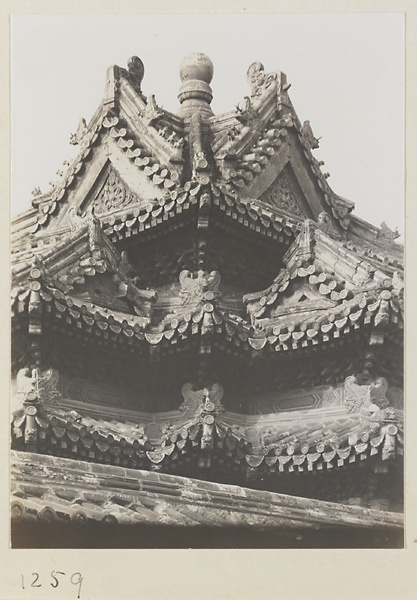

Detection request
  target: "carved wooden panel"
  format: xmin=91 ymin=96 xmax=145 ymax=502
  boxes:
xmin=61 ymin=376 xmax=138 ymax=410
xmin=250 ymin=385 xmax=342 ymax=414
xmin=95 ymin=169 xmax=137 ymax=214
xmin=260 ymin=171 xmax=306 ymax=218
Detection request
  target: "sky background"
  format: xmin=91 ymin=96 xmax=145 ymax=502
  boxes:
xmin=11 ymin=13 xmax=404 ymax=235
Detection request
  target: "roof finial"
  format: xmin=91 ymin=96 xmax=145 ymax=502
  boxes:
xmin=177 ymin=52 xmax=214 ymax=118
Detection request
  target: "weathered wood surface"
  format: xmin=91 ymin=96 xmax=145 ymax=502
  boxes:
xmin=11 ymin=451 xmax=403 ymax=531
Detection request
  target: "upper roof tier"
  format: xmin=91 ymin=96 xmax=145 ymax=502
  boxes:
xmin=12 ymin=52 xmax=403 ymax=263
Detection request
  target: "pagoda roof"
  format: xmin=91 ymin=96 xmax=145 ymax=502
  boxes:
xmin=12 ymin=214 xmax=404 ymax=364
xmin=12 ymin=54 xmax=403 ymax=262
xmin=12 ymin=374 xmax=403 ymax=480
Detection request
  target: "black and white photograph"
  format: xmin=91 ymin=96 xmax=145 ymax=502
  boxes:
xmin=4 ymin=5 xmax=415 ymax=597
xmin=9 ymin=12 xmax=405 ymax=555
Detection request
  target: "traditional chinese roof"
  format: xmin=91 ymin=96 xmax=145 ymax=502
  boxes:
xmin=11 ymin=451 xmax=403 ymax=532
xmin=11 ymin=53 xmax=404 ymax=515
xmin=12 ymin=374 xmax=403 ymax=484
xmin=12 ymin=53 xmax=402 ymax=269
xmin=12 ymin=211 xmax=403 ymax=383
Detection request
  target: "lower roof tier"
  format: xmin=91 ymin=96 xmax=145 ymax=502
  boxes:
xmin=11 ymin=216 xmax=404 ymax=391
xmin=12 ymin=370 xmax=403 ymax=492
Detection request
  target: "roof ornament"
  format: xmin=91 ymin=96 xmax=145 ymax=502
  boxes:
xmin=70 ymin=118 xmax=88 ymax=146
xmin=300 ymin=120 xmax=320 ymax=150
xmin=330 ymin=195 xmax=353 ymax=229
xmin=392 ymin=271 xmax=404 ymax=293
xmin=317 ymin=211 xmax=331 ymax=233
xmin=235 ymin=96 xmax=261 ymax=126
xmin=246 ymin=62 xmax=277 ymax=97
xmin=86 ymin=204 xmax=103 ymax=251
xmin=15 ymin=367 xmax=38 ymax=406
xmin=179 ymin=269 xmax=221 ymax=306
xmin=126 ymin=56 xmax=145 ymax=93
xmin=31 ymin=187 xmax=42 ymax=197
xmin=142 ymin=94 xmax=165 ymax=127
xmin=179 ymin=382 xmax=224 ymax=419
xmin=157 ymin=125 xmax=184 ymax=149
xmin=376 ymin=221 xmax=400 ymax=245
xmin=177 ymin=52 xmax=214 ymax=117
xmin=344 ymin=375 xmax=389 ymax=414
xmin=35 ymin=368 xmax=62 ymax=405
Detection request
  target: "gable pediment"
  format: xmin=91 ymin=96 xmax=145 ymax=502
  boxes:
xmin=259 ymin=167 xmax=312 ymax=220
xmin=82 ymin=165 xmax=140 ymax=217
xmin=270 ymin=281 xmax=336 ymax=318
xmin=38 ymin=127 xmax=174 ymax=233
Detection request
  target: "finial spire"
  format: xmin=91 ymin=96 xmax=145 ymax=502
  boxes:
xmin=177 ymin=52 xmax=214 ymax=118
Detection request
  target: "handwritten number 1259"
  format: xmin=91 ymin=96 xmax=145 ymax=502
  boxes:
xmin=21 ymin=572 xmax=83 ymax=598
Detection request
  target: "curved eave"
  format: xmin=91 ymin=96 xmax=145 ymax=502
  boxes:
xmin=12 ymin=283 xmax=403 ymax=362
xmin=11 ymin=400 xmax=403 ymax=479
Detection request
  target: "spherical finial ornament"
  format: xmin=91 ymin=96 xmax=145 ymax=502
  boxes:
xmin=180 ymin=52 xmax=214 ymax=84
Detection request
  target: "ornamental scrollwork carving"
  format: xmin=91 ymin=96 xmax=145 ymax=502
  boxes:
xmin=343 ymin=375 xmax=389 ymax=413
xmin=36 ymin=368 xmax=62 ymax=405
xmin=13 ymin=367 xmax=62 ymax=412
xmin=179 ymin=383 xmax=224 ymax=418
xmin=126 ymin=56 xmax=145 ymax=93
xmin=261 ymin=173 xmax=304 ymax=216
xmin=179 ymin=270 xmax=221 ymax=306
xmin=247 ymin=62 xmax=277 ymax=97
xmin=180 ymin=383 xmax=225 ymax=452
xmin=95 ymin=170 xmax=136 ymax=213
